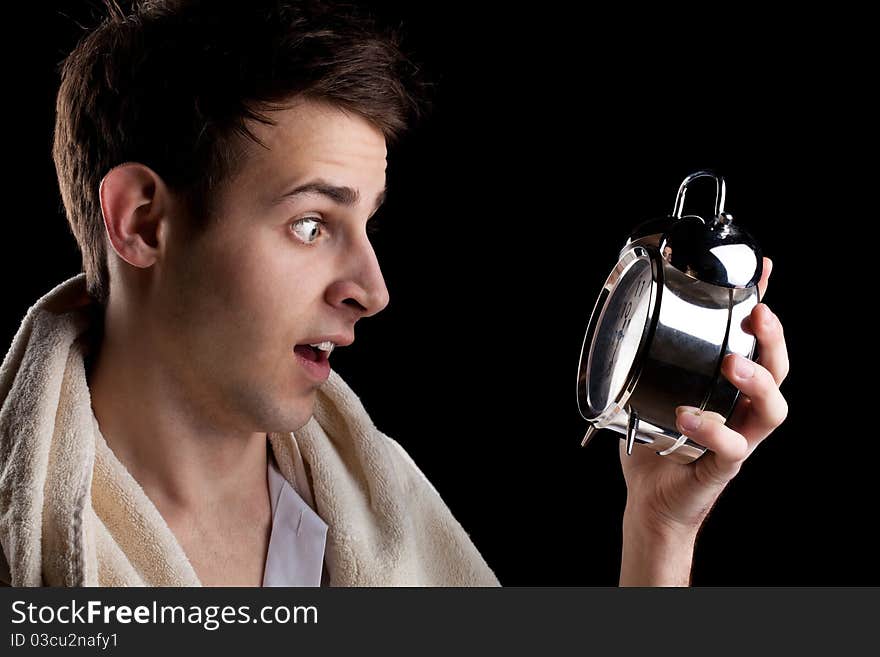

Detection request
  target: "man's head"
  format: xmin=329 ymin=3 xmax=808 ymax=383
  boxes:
xmin=52 ymin=0 xmax=429 ymax=432
xmin=54 ymin=0 xmax=428 ymax=306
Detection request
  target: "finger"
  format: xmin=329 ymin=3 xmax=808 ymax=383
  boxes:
xmin=739 ymin=304 xmax=790 ymax=386
xmin=720 ymin=353 xmax=789 ymax=439
xmin=757 ymin=257 xmax=773 ymax=301
xmin=675 ymin=406 xmax=749 ymax=472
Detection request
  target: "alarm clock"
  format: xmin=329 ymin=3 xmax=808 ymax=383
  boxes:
xmin=576 ymin=171 xmax=762 ymax=464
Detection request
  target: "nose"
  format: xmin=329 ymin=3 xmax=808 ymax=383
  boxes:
xmin=325 ymin=235 xmax=390 ymax=320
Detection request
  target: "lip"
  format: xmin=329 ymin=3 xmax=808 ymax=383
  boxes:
xmin=294 ymin=347 xmax=331 ymax=382
xmin=298 ymin=333 xmax=354 ymax=348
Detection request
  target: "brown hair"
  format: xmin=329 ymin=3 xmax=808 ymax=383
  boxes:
xmin=52 ymin=0 xmax=433 ymax=305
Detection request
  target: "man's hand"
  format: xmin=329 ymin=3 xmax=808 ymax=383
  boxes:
xmin=619 ymin=256 xmax=789 ymax=584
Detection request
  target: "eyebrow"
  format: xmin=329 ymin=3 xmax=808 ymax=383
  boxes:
xmin=278 ymin=179 xmax=387 ymax=215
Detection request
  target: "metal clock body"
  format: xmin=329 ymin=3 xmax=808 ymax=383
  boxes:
xmin=576 ymin=171 xmax=763 ymax=464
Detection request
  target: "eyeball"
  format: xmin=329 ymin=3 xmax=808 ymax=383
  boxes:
xmin=291 ymin=217 xmax=323 ymax=244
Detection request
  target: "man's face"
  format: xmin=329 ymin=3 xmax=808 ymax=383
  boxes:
xmin=154 ymin=98 xmax=390 ymax=434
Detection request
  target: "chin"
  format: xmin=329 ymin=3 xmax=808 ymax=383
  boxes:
xmin=288 ymin=400 xmax=316 ymax=431
xmin=246 ymin=390 xmax=315 ymax=435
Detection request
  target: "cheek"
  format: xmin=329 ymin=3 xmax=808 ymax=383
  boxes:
xmin=227 ymin=242 xmax=324 ymax=323
xmin=171 ymin=226 xmax=327 ymax=349
xmin=216 ymin=252 xmax=326 ymax=352
xmin=189 ymin=231 xmax=286 ymax=312
xmin=160 ymin=240 xmax=275 ymax=351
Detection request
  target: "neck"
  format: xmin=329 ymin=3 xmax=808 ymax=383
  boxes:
xmin=85 ymin=304 xmax=269 ymax=516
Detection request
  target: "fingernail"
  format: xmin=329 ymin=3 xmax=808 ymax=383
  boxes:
xmin=676 ymin=407 xmax=703 ymax=432
xmin=734 ymin=354 xmax=755 ymax=378
xmin=762 ymin=305 xmax=775 ymax=328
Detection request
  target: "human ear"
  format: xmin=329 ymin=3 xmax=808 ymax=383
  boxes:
xmin=98 ymin=162 xmax=171 ymax=268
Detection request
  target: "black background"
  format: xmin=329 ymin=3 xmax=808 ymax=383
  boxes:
xmin=3 ymin=2 xmax=873 ymax=585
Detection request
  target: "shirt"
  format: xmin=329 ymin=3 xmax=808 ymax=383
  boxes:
xmin=263 ymin=441 xmax=330 ymax=587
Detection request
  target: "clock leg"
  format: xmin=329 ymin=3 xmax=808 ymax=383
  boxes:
xmin=580 ymin=424 xmax=598 ymax=447
xmin=626 ymin=408 xmax=639 ymax=456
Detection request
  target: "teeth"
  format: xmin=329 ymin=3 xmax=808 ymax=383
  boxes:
xmin=307 ymin=341 xmax=335 ymax=353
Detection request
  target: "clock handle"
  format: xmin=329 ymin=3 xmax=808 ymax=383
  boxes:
xmin=673 ymin=170 xmax=727 ymax=220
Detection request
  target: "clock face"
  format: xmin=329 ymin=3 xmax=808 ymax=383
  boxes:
xmin=585 ymin=257 xmax=654 ymax=416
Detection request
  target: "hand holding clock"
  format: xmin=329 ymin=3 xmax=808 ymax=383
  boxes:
xmin=618 ymin=256 xmax=789 ymax=584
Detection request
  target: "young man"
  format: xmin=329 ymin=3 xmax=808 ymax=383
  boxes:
xmin=0 ymin=0 xmax=790 ymax=587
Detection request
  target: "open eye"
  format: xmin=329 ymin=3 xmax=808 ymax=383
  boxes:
xmin=289 ymin=216 xmax=326 ymax=245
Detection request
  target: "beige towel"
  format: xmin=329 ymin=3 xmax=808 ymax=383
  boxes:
xmin=0 ymin=274 xmax=499 ymax=587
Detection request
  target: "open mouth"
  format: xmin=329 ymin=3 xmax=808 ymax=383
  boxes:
xmin=293 ymin=344 xmax=328 ymax=363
